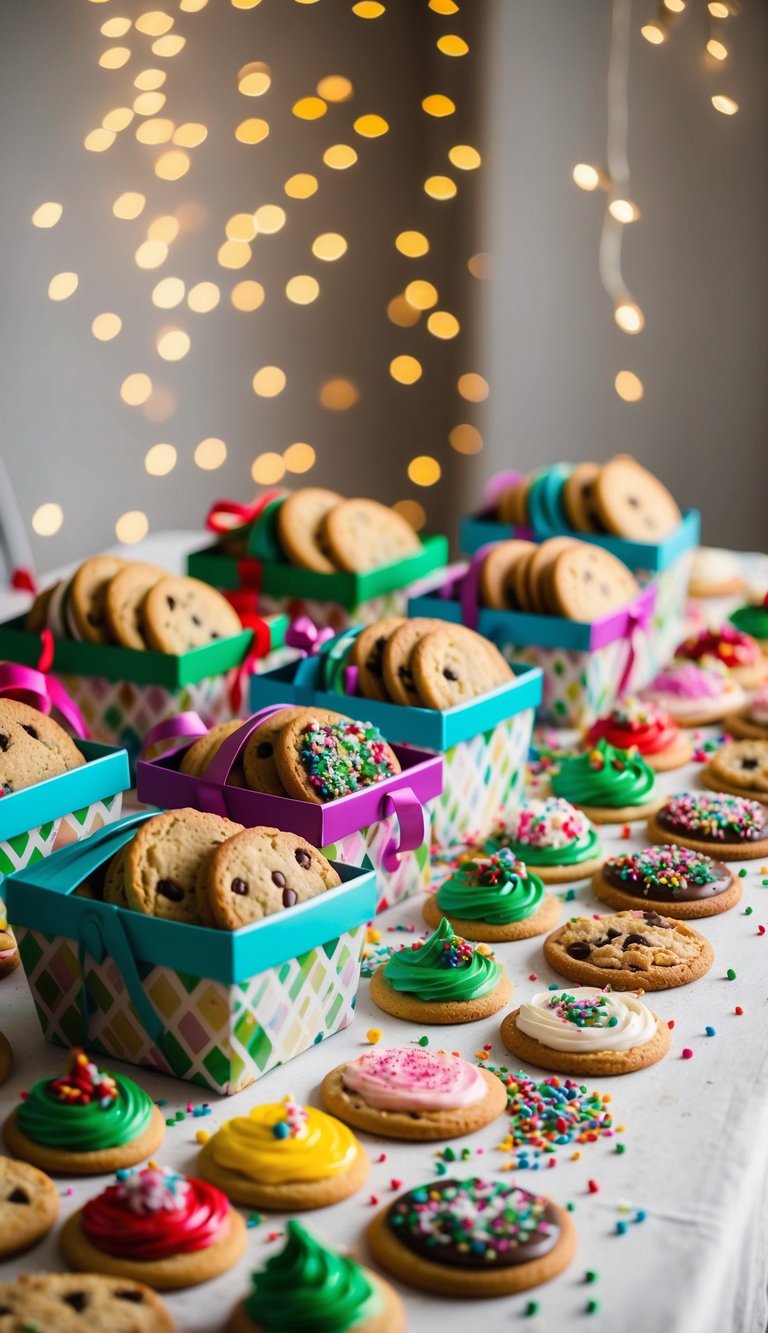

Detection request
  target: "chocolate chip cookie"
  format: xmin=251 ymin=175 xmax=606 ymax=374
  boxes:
xmin=0 ymin=1272 xmax=175 ymax=1332
xmin=241 ymin=707 xmax=303 ymax=795
xmin=320 ymin=498 xmax=421 ymax=573
xmin=0 ymin=1155 xmax=60 ymax=1259
xmin=352 ymin=616 xmax=406 ymax=701
xmin=179 ymin=720 xmax=245 ymax=779
xmin=0 ymin=698 xmax=84 ymax=772
xmin=411 ymin=625 xmax=513 ymax=710
xmin=543 ymin=909 xmax=714 ymax=990
xmin=549 ymin=544 xmax=639 ymax=620
xmin=142 ymin=576 xmax=242 ymax=654
xmin=0 ymin=716 xmax=70 ymax=794
xmin=69 ymin=555 xmax=127 ymax=644
xmin=478 ymin=540 xmax=536 ymax=610
xmin=382 ymin=619 xmax=440 ymax=706
xmin=702 ymin=738 xmax=768 ymax=804
xmin=104 ymin=562 xmax=164 ymax=650
xmin=276 ymin=488 xmax=343 ymax=573
xmin=125 ymin=809 xmax=244 ymax=925
xmin=593 ymin=454 xmax=682 ymax=541
xmin=562 ymin=462 xmax=604 ymax=532
xmin=201 ymin=826 xmax=340 ymax=930
xmin=103 ymin=846 xmax=130 ymax=910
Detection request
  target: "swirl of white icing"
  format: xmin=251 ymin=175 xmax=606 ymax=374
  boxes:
xmin=517 ymin=987 xmax=657 ymax=1053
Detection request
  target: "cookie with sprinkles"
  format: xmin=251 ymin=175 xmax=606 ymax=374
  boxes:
xmin=368 ymin=1177 xmax=576 ymax=1297
xmin=484 ymin=796 xmax=605 ymax=883
xmin=586 ymin=696 xmax=693 ymax=773
xmin=369 ymin=916 xmax=512 ymax=1024
xmin=543 ymin=909 xmax=714 ymax=991
xmin=274 ymin=708 xmax=400 ymax=804
xmin=423 ymin=848 xmax=560 ymax=940
xmin=593 ymin=844 xmax=741 ymax=918
xmin=501 ymin=985 xmax=671 ymax=1076
xmin=648 ymin=791 xmax=768 ymax=861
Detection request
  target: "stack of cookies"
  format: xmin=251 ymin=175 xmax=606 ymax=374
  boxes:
xmin=495 ymin=455 xmax=682 ymax=541
xmin=27 ymin=557 xmax=243 ymax=653
xmin=348 ymin=617 xmax=513 ymax=708
xmin=477 ymin=537 xmax=639 ymax=620
xmin=0 ymin=698 xmax=84 ymax=794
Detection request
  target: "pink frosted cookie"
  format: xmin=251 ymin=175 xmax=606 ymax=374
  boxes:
xmin=674 ymin=625 xmax=767 ymax=689
xmin=640 ymin=662 xmax=745 ymax=727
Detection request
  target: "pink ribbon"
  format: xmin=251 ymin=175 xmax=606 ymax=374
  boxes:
xmin=0 ymin=663 xmax=88 ymax=738
xmin=285 ymin=615 xmax=335 ymax=656
xmin=141 ymin=711 xmax=209 ymax=760
xmin=616 ymin=602 xmax=654 ymax=696
xmin=380 ymin=787 xmax=428 ymax=871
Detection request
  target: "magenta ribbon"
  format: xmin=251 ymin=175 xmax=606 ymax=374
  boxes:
xmin=380 ymin=787 xmax=428 ymax=871
xmin=459 ymin=545 xmax=497 ymax=630
xmin=141 ymin=711 xmax=209 ymax=759
xmin=616 ymin=600 xmax=654 ymax=696
xmin=285 ymin=615 xmax=335 ymax=656
xmin=0 ymin=663 xmax=88 ymax=738
xmin=140 ymin=707 xmax=290 ymax=814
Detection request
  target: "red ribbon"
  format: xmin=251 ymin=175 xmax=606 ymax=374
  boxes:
xmin=205 ymin=490 xmax=284 ymax=535
xmin=235 ymin=558 xmax=263 ymax=591
xmin=227 ymin=622 xmax=275 ymax=713
xmin=11 ymin=568 xmax=37 ymax=594
xmin=37 ymin=629 xmax=55 ymax=674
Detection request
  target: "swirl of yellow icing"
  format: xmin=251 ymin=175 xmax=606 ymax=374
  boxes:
xmin=208 ymin=1102 xmax=360 ymax=1185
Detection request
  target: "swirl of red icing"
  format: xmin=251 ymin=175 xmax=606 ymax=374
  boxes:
xmin=677 ymin=626 xmax=760 ymax=669
xmin=588 ymin=700 xmax=679 ymax=757
xmin=81 ymin=1170 xmax=229 ymax=1261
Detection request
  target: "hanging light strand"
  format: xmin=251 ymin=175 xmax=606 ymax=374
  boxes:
xmin=598 ymin=0 xmax=644 ymax=333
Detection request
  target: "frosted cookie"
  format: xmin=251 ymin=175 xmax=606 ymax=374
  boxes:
xmin=198 ymin=1096 xmax=368 ymax=1211
xmin=0 ymin=1155 xmax=60 ymax=1259
xmin=276 ymin=488 xmax=343 ymax=573
xmin=702 ymin=738 xmax=768 ymax=804
xmin=370 ymin=916 xmax=512 ymax=1024
xmin=729 ymin=683 xmax=768 ymax=740
xmin=275 ymin=710 xmax=400 ymax=802
xmin=228 ymin=1220 xmax=405 ymax=1333
xmin=0 ymin=1031 xmax=11 ymax=1083
xmin=0 ymin=1272 xmax=175 ymax=1332
xmin=640 ymin=661 xmax=746 ymax=727
xmin=486 ymin=797 xmax=604 ymax=883
xmin=321 ymin=498 xmax=421 ymax=573
xmin=60 ymin=1164 xmax=246 ymax=1291
xmin=501 ymin=986 xmax=671 ymax=1076
xmin=730 ymin=599 xmax=768 ymax=653
xmin=4 ymin=1049 xmax=166 ymax=1175
xmin=675 ymin=625 xmax=768 ymax=690
xmin=423 ymin=848 xmax=559 ymax=941
xmin=587 ymin=696 xmax=693 ymax=772
xmin=125 ymin=808 xmax=244 ymax=925
xmin=0 ymin=929 xmax=19 ymax=980
xmin=321 ymin=1047 xmax=507 ymax=1141
xmin=351 ymin=616 xmax=406 ymax=702
xmin=543 ymin=909 xmax=714 ymax=991
xmin=201 ymin=826 xmax=339 ymax=930
xmin=593 ymin=844 xmax=741 ymax=918
xmin=648 ymin=791 xmax=768 ymax=860
xmin=593 ymin=455 xmax=681 ymax=540
xmin=142 ymin=576 xmax=242 ymax=654
xmin=69 ymin=555 xmax=127 ymax=644
xmin=104 ymin=563 xmax=164 ymax=650
xmin=689 ymin=547 xmax=744 ymax=599
xmin=368 ymin=1176 xmax=576 ymax=1298
xmin=551 ymin=737 xmax=661 ymax=823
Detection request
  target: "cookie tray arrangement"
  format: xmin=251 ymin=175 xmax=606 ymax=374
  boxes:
xmin=5 ymin=812 xmax=377 ymax=1096
xmin=250 ymin=654 xmax=543 ymax=851
xmin=135 ymin=707 xmax=444 ymax=913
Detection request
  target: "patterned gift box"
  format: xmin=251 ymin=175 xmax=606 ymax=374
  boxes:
xmin=6 ymin=814 xmax=377 ymax=1096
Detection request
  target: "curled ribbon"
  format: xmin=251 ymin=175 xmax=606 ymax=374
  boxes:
xmin=285 ymin=615 xmax=335 ymax=656
xmin=204 ymin=489 xmax=284 ymax=536
xmin=380 ymin=788 xmax=428 ymax=872
xmin=0 ymin=662 xmax=88 ymax=738
xmin=140 ymin=711 xmax=209 ymax=760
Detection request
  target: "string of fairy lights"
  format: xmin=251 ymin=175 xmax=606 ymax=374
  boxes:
xmin=27 ymin=0 xmax=484 ymax=547
xmin=572 ymin=0 xmax=742 ymax=404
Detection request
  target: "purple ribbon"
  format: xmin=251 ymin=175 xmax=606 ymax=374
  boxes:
xmin=285 ymin=615 xmax=335 ymax=656
xmin=380 ymin=787 xmax=428 ymax=872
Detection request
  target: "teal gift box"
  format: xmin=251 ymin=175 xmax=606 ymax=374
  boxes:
xmin=5 ymin=813 xmax=377 ymax=1096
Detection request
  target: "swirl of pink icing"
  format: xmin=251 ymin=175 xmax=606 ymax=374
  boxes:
xmin=342 ymin=1047 xmax=486 ymax=1112
xmin=645 ymin=663 xmax=729 ymax=700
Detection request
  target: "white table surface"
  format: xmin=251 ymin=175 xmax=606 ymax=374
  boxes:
xmin=1 ymin=538 xmax=768 ymax=1332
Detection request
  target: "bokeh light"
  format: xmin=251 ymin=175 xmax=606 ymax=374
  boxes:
xmin=120 ymin=373 xmax=153 ymax=406
xmin=152 ymin=276 xmax=186 ymax=308
xmin=218 ymin=240 xmax=252 ymax=268
xmin=235 ymin=118 xmax=270 ymax=144
xmin=405 ymin=280 xmax=438 ymax=310
xmin=48 ymin=272 xmax=78 ymax=301
xmin=422 ymin=94 xmax=455 ymax=117
xmin=31 ymin=202 xmax=63 ymax=229
xmin=285 ymin=173 xmax=318 ymax=199
xmin=449 ymin=423 xmax=483 ymax=454
xmin=194 ymin=438 xmax=227 ymax=469
xmin=393 ymin=499 xmax=426 ymax=530
xmin=252 ymin=366 xmax=287 ymax=397
xmin=292 ymin=97 xmax=327 ymax=120
xmin=317 ymin=75 xmax=353 ymax=102
xmin=319 ymin=378 xmax=359 ymax=409
xmin=390 ymin=355 xmax=422 ymax=385
xmin=284 ymin=442 xmax=316 ymax=473
xmin=323 ymin=144 xmax=358 ymax=169
xmin=115 ymin=511 xmax=149 ymax=544
xmin=457 ymin=373 xmax=489 ymax=402
xmin=427 ymin=310 xmax=460 ymax=338
xmin=238 ymin=62 xmax=271 ymax=95
xmin=424 ymin=175 xmax=457 ymax=199
xmin=395 ymin=230 xmax=429 ymax=257
xmin=448 ymin=144 xmax=481 ymax=170
xmin=187 ymin=281 xmax=220 ymax=313
xmin=285 ymin=275 xmax=320 ymax=303
xmin=113 ymin=191 xmax=146 ymax=219
xmin=231 ymin=280 xmax=265 ymax=311
xmin=92 ymin=312 xmax=122 ymax=340
xmin=615 ymin=370 xmax=644 ymax=402
xmin=312 ymin=232 xmax=348 ymax=261
xmin=144 ymin=443 xmax=177 ymax=475
xmin=156 ymin=329 xmax=191 ymax=360
xmin=32 ymin=503 xmax=63 ymax=536
xmin=353 ymin=114 xmax=389 ymax=137
xmin=251 ymin=452 xmax=286 ymax=484
xmin=408 ymin=455 xmax=441 ymax=486
xmin=154 ymin=150 xmax=190 ymax=180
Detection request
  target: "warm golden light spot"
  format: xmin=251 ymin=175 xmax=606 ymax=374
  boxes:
xmin=323 ymin=143 xmax=357 ymax=169
xmin=147 ymin=215 xmax=179 ymax=243
xmin=424 ymin=175 xmax=456 ymax=199
xmin=99 ymin=47 xmax=131 ymax=69
xmin=48 ymin=272 xmax=78 ymax=301
xmin=174 ymin=122 xmax=207 ymax=147
xmin=155 ymin=150 xmax=190 ymax=180
xmin=317 ymin=75 xmax=353 ymax=102
xmin=92 ymin=312 xmax=122 ymax=340
xmin=292 ymin=97 xmax=327 ymax=121
xmin=152 ymin=276 xmax=185 ymax=308
xmin=457 ymin=373 xmax=489 ymax=402
xmin=352 ymin=1 xmax=385 ymax=15
xmin=152 ymin=35 xmax=185 ymax=56
xmin=252 ymin=365 xmax=286 ymax=397
xmin=101 ymin=17 xmax=132 ymax=36
xmin=707 ymin=39 xmax=728 ymax=61
xmin=285 ymin=275 xmax=319 ymax=304
xmin=708 ymin=1 xmax=729 ymax=13
xmin=254 ymin=204 xmax=286 ymax=233
xmin=319 ymin=378 xmax=359 ymax=410
xmin=180 ymin=0 xmax=208 ymax=9
xmin=195 ymin=437 xmax=227 ymax=469
xmin=134 ymin=68 xmax=166 ymax=90
xmin=235 ymin=118 xmax=270 ymax=145
xmin=135 ymin=239 xmax=168 ymax=269
xmin=427 ymin=310 xmax=460 ymax=339
xmin=429 ymin=0 xmax=459 ymax=12
xmin=144 ymin=442 xmax=177 ymax=475
xmin=614 ymin=300 xmax=645 ymax=334
xmin=405 ymin=280 xmax=438 ymax=310
xmin=390 ymin=355 xmax=422 ymax=385
xmin=113 ymin=191 xmax=146 ymax=219
xmin=134 ymin=91 xmax=166 ymax=114
xmin=285 ymin=173 xmax=318 ymax=199
xmin=572 ymin=162 xmax=603 ymax=191
xmin=641 ymin=22 xmax=666 ymax=43
xmin=468 ymin=252 xmax=491 ymax=279
xmin=226 ymin=213 xmax=257 ymax=242
xmin=32 ymin=504 xmax=63 ymax=537
xmin=284 ymin=442 xmax=316 ymax=473
xmin=238 ymin=62 xmax=271 ymax=96
xmin=136 ymin=117 xmax=174 ymax=144
xmin=387 ymin=295 xmax=421 ymax=327
xmin=231 ymin=280 xmax=265 ymax=311
xmin=157 ymin=328 xmax=190 ymax=360
xmin=31 ymin=202 xmax=63 ymax=229
xmin=449 ymin=144 xmax=481 ymax=170
xmin=232 ymin=0 xmax=262 ymax=7
xmin=103 ymin=106 xmax=134 ymax=131
xmin=408 ymin=455 xmax=441 ymax=486
xmin=115 ymin=511 xmax=149 ymax=544
xmin=251 ymin=453 xmax=285 ymax=485
xmin=393 ymin=499 xmax=426 ymax=530
xmin=449 ymin=423 xmax=483 ymax=455
xmin=615 ymin=370 xmax=644 ymax=402
xmin=120 ymin=373 xmax=153 ymax=406
xmin=712 ymin=94 xmax=739 ymax=115
xmin=422 ymin=94 xmax=455 ymax=118
xmin=312 ymin=232 xmax=348 ymax=261
xmin=395 ymin=230 xmax=429 ymax=258
xmin=353 ymin=114 xmax=388 ymax=137
xmin=135 ymin=11 xmax=174 ymax=35
xmin=84 ymin=129 xmax=116 ymax=152
xmin=187 ymin=281 xmax=220 ymax=312
xmin=218 ymin=240 xmax=252 ymax=269
xmin=608 ymin=198 xmax=640 ymax=224
xmin=437 ymin=33 xmax=468 ymax=55
xmin=142 ymin=386 xmax=177 ymax=423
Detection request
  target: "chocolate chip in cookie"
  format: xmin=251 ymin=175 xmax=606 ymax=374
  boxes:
xmin=125 ymin=809 xmax=244 ymax=925
xmin=201 ymin=826 xmax=340 ymax=930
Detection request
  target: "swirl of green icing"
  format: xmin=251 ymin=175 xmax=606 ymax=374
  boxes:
xmin=16 ymin=1074 xmax=154 ymax=1151
xmin=730 ymin=605 xmax=768 ymax=640
xmin=383 ymin=917 xmax=501 ymax=1001
xmin=491 ymin=828 xmax=602 ymax=867
xmin=551 ymin=738 xmax=656 ymax=809
xmin=244 ymin=1220 xmax=380 ymax=1332
xmin=436 ymin=850 xmax=545 ymax=923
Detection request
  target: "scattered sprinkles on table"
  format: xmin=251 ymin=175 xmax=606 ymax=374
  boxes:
xmin=297 ymin=717 xmax=398 ymax=800
xmin=482 ymin=1065 xmax=617 ymax=1167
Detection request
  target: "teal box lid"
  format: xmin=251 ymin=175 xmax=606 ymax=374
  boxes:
xmin=0 ymin=741 xmax=129 ymax=844
xmin=5 ymin=813 xmax=377 ymax=994
xmin=187 ymin=533 xmax=449 ymax=607
xmin=460 ymin=509 xmax=700 ymax=574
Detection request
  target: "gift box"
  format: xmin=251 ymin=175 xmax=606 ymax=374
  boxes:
xmin=460 ymin=471 xmax=700 ymax=672
xmin=0 ymin=613 xmax=289 ymax=769
xmin=249 ymin=652 xmax=542 ymax=853
xmin=6 ymin=812 xmax=377 ymax=1096
xmin=408 ymin=555 xmax=657 ymax=728
xmin=135 ymin=707 xmax=443 ymax=913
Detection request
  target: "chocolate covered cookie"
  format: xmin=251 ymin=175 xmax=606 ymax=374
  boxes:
xmin=592 ymin=844 xmax=740 ymax=918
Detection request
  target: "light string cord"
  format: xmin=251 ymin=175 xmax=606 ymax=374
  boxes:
xmin=599 ymin=0 xmax=634 ymax=309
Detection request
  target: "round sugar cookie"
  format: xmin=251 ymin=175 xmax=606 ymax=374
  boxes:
xmin=422 ymin=887 xmax=560 ymax=942
xmin=4 ymin=1102 xmax=167 ymax=1177
xmin=701 ymin=738 xmax=768 ymax=803
xmin=592 ymin=854 xmax=741 ymax=919
xmin=500 ymin=1005 xmax=671 ymax=1077
xmin=0 ymin=1155 xmax=60 ymax=1259
xmin=276 ymin=488 xmax=343 ymax=573
xmin=593 ymin=455 xmax=681 ymax=541
xmin=370 ymin=964 xmax=512 ymax=1025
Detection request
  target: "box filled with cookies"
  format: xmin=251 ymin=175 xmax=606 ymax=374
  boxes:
xmin=188 ymin=488 xmax=449 ymax=631
xmin=5 ymin=809 xmax=377 ymax=1094
xmin=460 ymin=456 xmax=700 ymax=670
xmin=135 ymin=705 xmax=442 ymax=914
xmin=249 ymin=620 xmax=543 ymax=851
xmin=0 ymin=555 xmax=289 ymax=765
xmin=408 ymin=538 xmax=657 ymax=727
